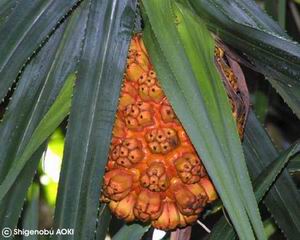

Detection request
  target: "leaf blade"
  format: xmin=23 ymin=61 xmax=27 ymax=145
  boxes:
xmin=0 ymin=0 xmax=80 ymax=100
xmin=53 ymin=1 xmax=137 ymax=239
xmin=95 ymin=205 xmax=111 ymax=240
xmin=0 ymin=72 xmax=76 ymax=202
xmin=189 ymin=0 xmax=300 ymax=119
xmin=209 ymin=112 xmax=300 ymax=240
xmin=142 ymin=1 xmax=265 ymax=238
xmin=112 ymin=224 xmax=150 ymax=240
xmin=244 ymin=112 xmax=300 ymax=239
xmin=0 ymin=3 xmax=88 ymax=228
xmin=22 ymin=184 xmax=40 ymax=240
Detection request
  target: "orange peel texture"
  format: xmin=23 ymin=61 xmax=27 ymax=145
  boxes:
xmin=101 ymin=34 xmax=243 ymax=230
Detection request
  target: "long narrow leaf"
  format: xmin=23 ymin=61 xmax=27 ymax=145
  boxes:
xmin=0 ymin=0 xmax=19 ymax=26
xmin=22 ymin=184 xmax=40 ymax=240
xmin=0 ymin=24 xmax=66 ymax=182
xmin=95 ymin=205 xmax=111 ymax=240
xmin=142 ymin=1 xmax=265 ymax=239
xmin=265 ymin=0 xmax=287 ymax=29
xmin=0 ymin=4 xmax=88 ymax=229
xmin=144 ymin=21 xmax=253 ymax=240
xmin=112 ymin=224 xmax=150 ymax=240
xmin=244 ymin=112 xmax=300 ymax=239
xmin=209 ymin=113 xmax=300 ymax=240
xmin=288 ymin=154 xmax=300 ymax=173
xmin=0 ymin=147 xmax=45 ymax=233
xmin=0 ymin=0 xmax=80 ymax=100
xmin=0 ymin=72 xmax=76 ymax=202
xmin=189 ymin=0 xmax=300 ymax=119
xmin=209 ymin=144 xmax=300 ymax=240
xmin=209 ymin=138 xmax=300 ymax=240
xmin=174 ymin=5 xmax=266 ymax=238
xmin=253 ymin=143 xmax=300 ymax=202
xmin=53 ymin=1 xmax=137 ymax=239
xmin=0 ymin=25 xmax=65 ymax=231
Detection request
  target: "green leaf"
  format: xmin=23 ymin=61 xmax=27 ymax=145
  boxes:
xmin=265 ymin=0 xmax=286 ymax=28
xmin=0 ymin=28 xmax=65 ymax=181
xmin=288 ymin=154 xmax=300 ymax=173
xmin=253 ymin=91 xmax=268 ymax=123
xmin=0 ymin=72 xmax=76 ymax=202
xmin=244 ymin=112 xmax=300 ymax=239
xmin=112 ymin=224 xmax=150 ymax=240
xmin=142 ymin=1 xmax=265 ymax=239
xmin=22 ymin=184 xmax=40 ymax=240
xmin=0 ymin=3 xmax=88 ymax=229
xmin=209 ymin=134 xmax=300 ymax=240
xmin=0 ymin=0 xmax=18 ymax=26
xmin=95 ymin=205 xmax=111 ymax=240
xmin=53 ymin=1 xmax=137 ymax=239
xmin=208 ymin=217 xmax=235 ymax=240
xmin=0 ymin=29 xmax=62 ymax=231
xmin=0 ymin=0 xmax=80 ymax=100
xmin=189 ymin=0 xmax=300 ymax=119
xmin=277 ymin=0 xmax=287 ymax=28
xmin=253 ymin=143 xmax=300 ymax=202
xmin=173 ymin=6 xmax=266 ymax=238
xmin=0 ymin=0 xmax=16 ymax=15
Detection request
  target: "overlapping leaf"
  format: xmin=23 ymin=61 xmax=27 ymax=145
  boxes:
xmin=53 ymin=0 xmax=137 ymax=239
xmin=244 ymin=112 xmax=300 ymax=239
xmin=0 ymin=2 xmax=88 ymax=230
xmin=0 ymin=0 xmax=80 ymax=100
xmin=0 ymin=72 xmax=76 ymax=202
xmin=0 ymin=1 xmax=298 ymax=239
xmin=209 ymin=112 xmax=300 ymax=240
xmin=141 ymin=1 xmax=265 ymax=239
xmin=288 ymin=154 xmax=300 ymax=173
xmin=188 ymin=0 xmax=300 ymax=119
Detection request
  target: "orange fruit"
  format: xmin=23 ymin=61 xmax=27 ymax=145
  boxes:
xmin=101 ymin=34 xmax=244 ymax=230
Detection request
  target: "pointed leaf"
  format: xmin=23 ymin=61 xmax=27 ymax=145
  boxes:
xmin=253 ymin=143 xmax=300 ymax=202
xmin=0 ymin=72 xmax=76 ymax=202
xmin=209 ymin=143 xmax=300 ymax=239
xmin=189 ymin=0 xmax=300 ymax=119
xmin=209 ymin=112 xmax=300 ymax=239
xmin=0 ymin=3 xmax=88 ymax=229
xmin=142 ymin=1 xmax=265 ymax=238
xmin=244 ymin=112 xmax=300 ymax=239
xmin=53 ymin=0 xmax=137 ymax=239
xmin=0 ymin=0 xmax=80 ymax=100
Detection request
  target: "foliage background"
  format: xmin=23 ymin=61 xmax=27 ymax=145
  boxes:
xmin=0 ymin=0 xmax=299 ymax=239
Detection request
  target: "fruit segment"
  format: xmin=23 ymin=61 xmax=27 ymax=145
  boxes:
xmin=101 ymin=34 xmax=244 ymax=230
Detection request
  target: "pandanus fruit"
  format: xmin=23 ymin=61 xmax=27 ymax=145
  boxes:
xmin=101 ymin=34 xmax=248 ymax=230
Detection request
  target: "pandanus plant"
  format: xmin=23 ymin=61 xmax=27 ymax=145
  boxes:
xmin=0 ymin=0 xmax=300 ymax=240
